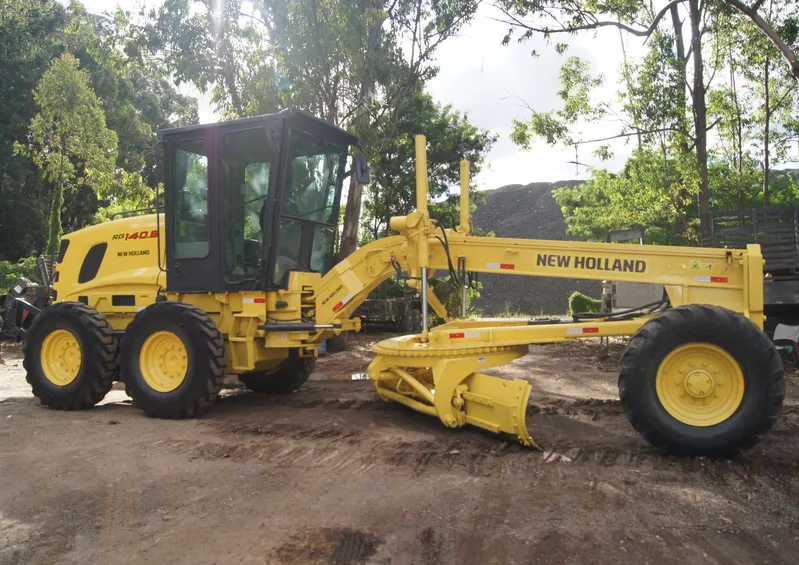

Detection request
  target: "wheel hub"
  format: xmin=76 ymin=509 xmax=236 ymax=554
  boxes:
xmin=685 ymin=370 xmax=714 ymax=398
xmin=140 ymin=331 xmax=188 ymax=393
xmin=655 ymin=343 xmax=745 ymax=427
xmin=40 ymin=329 xmax=82 ymax=386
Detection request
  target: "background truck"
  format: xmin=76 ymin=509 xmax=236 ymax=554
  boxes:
xmin=706 ymin=205 xmax=799 ymax=331
xmin=352 ymin=286 xmax=422 ymax=334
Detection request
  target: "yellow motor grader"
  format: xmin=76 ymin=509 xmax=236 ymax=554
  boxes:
xmin=14 ymin=109 xmax=783 ymax=456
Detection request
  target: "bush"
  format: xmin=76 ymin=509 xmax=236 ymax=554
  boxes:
xmin=0 ymin=257 xmax=41 ymax=293
xmin=568 ymin=291 xmax=602 ymax=315
xmin=429 ymin=277 xmax=483 ymax=325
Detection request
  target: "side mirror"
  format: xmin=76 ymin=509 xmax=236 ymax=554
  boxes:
xmin=354 ymin=153 xmax=370 ymax=184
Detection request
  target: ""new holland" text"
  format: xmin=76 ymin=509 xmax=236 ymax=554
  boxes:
xmin=536 ymin=254 xmax=646 ymax=273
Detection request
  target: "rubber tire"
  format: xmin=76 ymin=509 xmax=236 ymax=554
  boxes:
xmin=325 ymin=335 xmax=348 ymax=354
xmin=238 ymin=350 xmax=315 ymax=394
xmin=23 ymin=302 xmax=118 ymax=410
xmin=121 ymin=301 xmax=225 ymax=419
xmin=619 ymin=305 xmax=784 ymax=456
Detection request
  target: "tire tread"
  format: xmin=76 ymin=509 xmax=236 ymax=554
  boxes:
xmin=23 ymin=302 xmax=118 ymax=410
xmin=619 ymin=304 xmax=784 ymax=456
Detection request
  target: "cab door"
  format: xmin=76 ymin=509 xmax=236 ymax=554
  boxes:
xmin=217 ymin=125 xmax=281 ymax=290
xmin=164 ymin=128 xmax=220 ymax=292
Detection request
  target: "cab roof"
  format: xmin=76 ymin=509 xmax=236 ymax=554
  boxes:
xmin=158 ymin=108 xmax=358 ymax=147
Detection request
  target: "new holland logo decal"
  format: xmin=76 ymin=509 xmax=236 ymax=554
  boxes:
xmin=536 ymin=254 xmax=646 ymax=273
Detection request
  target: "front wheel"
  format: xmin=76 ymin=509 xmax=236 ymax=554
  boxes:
xmin=619 ymin=305 xmax=784 ymax=456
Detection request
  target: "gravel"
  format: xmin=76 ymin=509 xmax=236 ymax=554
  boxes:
xmin=471 ymin=181 xmax=601 ymax=316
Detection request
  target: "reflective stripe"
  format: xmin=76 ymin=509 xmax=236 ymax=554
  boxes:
xmin=332 ymin=293 xmax=355 ymax=313
xmin=567 ymin=327 xmax=599 ymax=335
xmin=694 ymin=275 xmax=728 ymax=283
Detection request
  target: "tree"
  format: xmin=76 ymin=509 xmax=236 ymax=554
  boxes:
xmin=0 ymin=1 xmax=199 ymax=261
xmin=360 ymin=91 xmax=497 ymax=241
xmin=16 ymin=53 xmax=118 ymax=255
xmin=58 ymin=4 xmax=198 ymax=229
xmin=0 ymin=0 xmax=66 ymax=261
xmin=709 ymin=1 xmax=798 ymax=205
xmin=141 ymin=0 xmax=480 ymax=257
xmin=553 ymin=149 xmax=700 ymax=245
xmin=497 ymin=0 xmax=799 ymax=241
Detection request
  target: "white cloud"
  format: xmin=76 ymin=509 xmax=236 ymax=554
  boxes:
xmin=428 ymin=4 xmax=649 ymax=188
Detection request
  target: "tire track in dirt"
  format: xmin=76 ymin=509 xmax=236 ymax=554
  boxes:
xmin=271 ymin=528 xmax=380 ymax=565
xmin=162 ymin=392 xmax=799 ymax=488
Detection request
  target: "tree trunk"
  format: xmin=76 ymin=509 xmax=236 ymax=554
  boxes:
xmin=670 ymin=4 xmax=689 ymax=244
xmin=46 ymin=182 xmax=64 ymax=256
xmin=763 ymin=55 xmax=771 ymax=206
xmin=339 ymin=175 xmax=363 ymax=257
xmin=729 ymin=48 xmax=743 ymax=174
xmin=46 ymin=144 xmax=67 ymax=256
xmin=689 ymin=0 xmax=711 ymax=244
xmin=338 ymin=4 xmax=384 ymax=259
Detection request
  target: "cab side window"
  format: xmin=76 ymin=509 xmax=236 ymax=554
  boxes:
xmin=173 ymin=140 xmax=209 ymax=259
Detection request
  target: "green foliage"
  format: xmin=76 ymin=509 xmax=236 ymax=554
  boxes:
xmin=500 ymin=0 xmax=799 ymax=243
xmin=568 ymin=291 xmax=601 ymax=315
xmin=15 ymin=53 xmax=118 ymax=255
xmin=0 ymin=257 xmax=41 ymax=293
xmin=554 ymin=149 xmax=701 ymax=245
xmin=361 ymin=91 xmax=496 ymax=240
xmin=0 ymin=1 xmax=198 ymax=261
xmin=429 ymin=277 xmax=483 ymax=325
xmin=510 ymin=56 xmax=605 ymax=150
xmin=143 ymin=0 xmax=478 ymax=126
xmin=0 ymin=0 xmax=64 ymax=261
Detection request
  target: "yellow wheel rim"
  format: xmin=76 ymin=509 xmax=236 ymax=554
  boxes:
xmin=656 ymin=343 xmax=744 ymax=427
xmin=140 ymin=331 xmax=188 ymax=393
xmin=40 ymin=329 xmax=82 ymax=386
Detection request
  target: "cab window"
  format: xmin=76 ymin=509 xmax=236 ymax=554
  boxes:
xmin=283 ymin=133 xmax=342 ymax=224
xmin=221 ymin=129 xmax=274 ymax=283
xmin=173 ymin=140 xmax=209 ymax=259
xmin=271 ymin=131 xmax=345 ymax=286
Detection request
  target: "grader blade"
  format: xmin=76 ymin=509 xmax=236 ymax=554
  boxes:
xmin=368 ymin=342 xmax=539 ymax=448
xmin=457 ymin=372 xmax=539 ymax=449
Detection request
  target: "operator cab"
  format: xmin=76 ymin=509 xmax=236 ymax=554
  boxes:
xmin=159 ymin=109 xmax=357 ymax=292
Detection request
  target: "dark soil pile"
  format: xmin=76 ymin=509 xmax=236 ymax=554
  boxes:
xmin=471 ymin=181 xmax=601 ymax=316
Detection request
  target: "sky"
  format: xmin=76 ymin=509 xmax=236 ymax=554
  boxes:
xmin=77 ymin=0 xmax=648 ymax=190
xmin=426 ymin=3 xmax=646 ymax=189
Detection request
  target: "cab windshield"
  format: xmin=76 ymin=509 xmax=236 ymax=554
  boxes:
xmin=272 ymin=131 xmax=346 ymax=285
xmin=283 ymin=132 xmax=344 ymax=223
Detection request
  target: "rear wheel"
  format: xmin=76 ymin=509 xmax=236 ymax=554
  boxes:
xmin=23 ymin=302 xmax=118 ymax=410
xmin=619 ymin=305 xmax=784 ymax=456
xmin=238 ymin=350 xmax=314 ymax=394
xmin=121 ymin=301 xmax=225 ymax=418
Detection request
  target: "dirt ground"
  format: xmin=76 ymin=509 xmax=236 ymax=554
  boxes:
xmin=1 ymin=336 xmax=798 ymax=565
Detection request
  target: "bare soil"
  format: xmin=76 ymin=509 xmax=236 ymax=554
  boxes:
xmin=1 ymin=337 xmax=798 ymax=565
